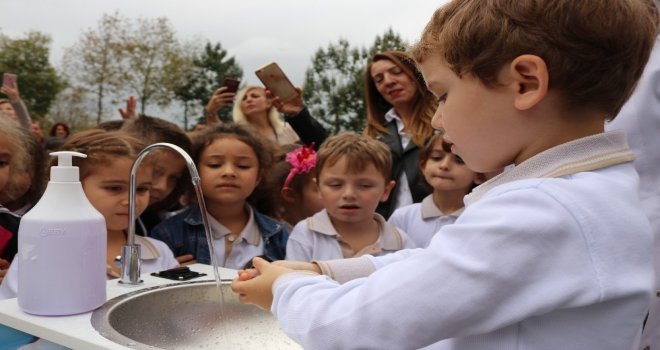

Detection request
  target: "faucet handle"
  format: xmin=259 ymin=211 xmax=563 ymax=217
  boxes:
xmin=118 ymin=244 xmax=143 ymax=285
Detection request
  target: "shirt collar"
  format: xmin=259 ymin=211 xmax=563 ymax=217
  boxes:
xmin=208 ymin=205 xmax=261 ymax=245
xmin=420 ymin=195 xmax=464 ymax=219
xmin=308 ymin=209 xmax=405 ymax=250
xmin=384 ymin=108 xmax=405 ymax=134
xmin=466 ymin=131 xmax=634 ymax=205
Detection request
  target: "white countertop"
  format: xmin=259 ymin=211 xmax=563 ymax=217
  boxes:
xmin=0 ymin=264 xmax=239 ymax=349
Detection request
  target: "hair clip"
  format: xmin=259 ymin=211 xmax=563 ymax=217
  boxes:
xmin=283 ymin=143 xmax=316 ymax=189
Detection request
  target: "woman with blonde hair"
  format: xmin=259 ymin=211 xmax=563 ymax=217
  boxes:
xmin=205 ymin=84 xmax=327 ymax=148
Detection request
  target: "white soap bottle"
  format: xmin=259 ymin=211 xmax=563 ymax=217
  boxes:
xmin=17 ymin=151 xmax=107 ymax=315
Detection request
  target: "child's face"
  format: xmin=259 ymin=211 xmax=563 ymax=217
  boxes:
xmin=370 ymin=59 xmax=417 ymax=108
xmin=199 ymin=137 xmax=261 ymax=206
xmin=419 ymin=54 xmax=522 ymax=173
xmin=82 ymin=157 xmax=152 ymax=232
xmin=0 ymin=140 xmax=10 ymax=193
xmin=149 ymin=150 xmax=186 ymax=205
xmin=317 ymin=156 xmax=394 ymax=224
xmin=54 ymin=125 xmax=67 ymax=138
xmin=298 ymin=175 xmax=324 ymax=218
xmin=0 ymin=103 xmax=16 ymax=119
xmin=422 ymin=140 xmax=479 ymax=193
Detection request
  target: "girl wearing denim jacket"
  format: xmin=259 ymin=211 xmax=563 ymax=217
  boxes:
xmin=151 ymin=123 xmax=289 ymax=269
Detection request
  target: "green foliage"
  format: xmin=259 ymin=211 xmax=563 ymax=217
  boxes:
xmin=303 ymin=28 xmax=408 ymax=134
xmin=172 ymin=41 xmax=243 ymax=128
xmin=0 ymin=31 xmax=65 ymax=119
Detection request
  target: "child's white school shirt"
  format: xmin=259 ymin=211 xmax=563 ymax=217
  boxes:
xmin=388 ymin=195 xmax=463 ymax=248
xmin=607 ymin=36 xmax=660 ymax=350
xmin=0 ymin=236 xmax=179 ymax=300
xmin=271 ymin=131 xmax=653 ymax=350
xmin=285 ymin=209 xmax=415 ymax=261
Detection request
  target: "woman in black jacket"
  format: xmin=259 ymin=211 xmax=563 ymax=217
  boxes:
xmin=363 ymin=51 xmax=437 ymax=219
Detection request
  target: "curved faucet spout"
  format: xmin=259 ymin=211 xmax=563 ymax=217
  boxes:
xmin=119 ymin=142 xmax=212 ymax=285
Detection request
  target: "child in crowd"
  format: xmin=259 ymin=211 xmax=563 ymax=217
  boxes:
xmin=119 ymin=115 xmax=192 ymax=235
xmin=272 ymin=143 xmax=324 ymax=230
xmin=388 ymin=133 xmax=483 ymax=248
xmin=150 ymin=123 xmax=289 ymax=269
xmin=232 ymin=1 xmax=658 ymax=349
xmin=285 ymin=132 xmax=415 ymax=262
xmin=0 ymin=128 xmax=47 ymax=216
xmin=0 ymin=78 xmax=32 ymax=130
xmin=0 ymin=129 xmax=179 ymax=300
xmin=0 ymin=117 xmax=32 ymax=275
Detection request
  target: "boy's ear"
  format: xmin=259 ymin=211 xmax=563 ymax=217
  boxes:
xmin=380 ymin=180 xmax=397 ymax=202
xmin=509 ymin=54 xmax=549 ymax=111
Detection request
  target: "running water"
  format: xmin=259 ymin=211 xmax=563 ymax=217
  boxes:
xmin=186 ymin=148 xmax=230 ymax=344
xmin=124 ymin=142 xmax=230 ymax=343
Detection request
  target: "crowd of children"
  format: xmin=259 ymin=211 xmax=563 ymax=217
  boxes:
xmin=0 ymin=0 xmax=659 ymax=349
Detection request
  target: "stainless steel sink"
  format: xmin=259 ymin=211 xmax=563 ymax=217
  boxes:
xmin=91 ymin=280 xmax=301 ymax=349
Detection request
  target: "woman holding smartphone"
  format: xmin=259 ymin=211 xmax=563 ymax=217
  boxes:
xmin=363 ymin=51 xmax=437 ymax=219
xmin=206 ymin=83 xmax=327 ymax=148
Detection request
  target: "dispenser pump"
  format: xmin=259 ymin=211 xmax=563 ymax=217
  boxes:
xmin=49 ymin=151 xmax=86 ymax=182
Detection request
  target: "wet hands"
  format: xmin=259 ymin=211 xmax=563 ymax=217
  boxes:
xmin=231 ymin=257 xmax=297 ymax=311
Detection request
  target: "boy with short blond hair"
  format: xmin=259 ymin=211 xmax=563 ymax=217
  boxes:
xmin=233 ymin=1 xmax=658 ymax=349
xmin=285 ymin=132 xmax=415 ymax=262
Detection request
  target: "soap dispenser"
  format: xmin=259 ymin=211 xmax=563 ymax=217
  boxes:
xmin=17 ymin=151 xmax=107 ymax=315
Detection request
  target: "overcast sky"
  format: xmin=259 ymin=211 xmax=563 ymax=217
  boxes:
xmin=0 ymin=0 xmax=445 ymax=86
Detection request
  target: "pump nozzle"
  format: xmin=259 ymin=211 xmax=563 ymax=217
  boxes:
xmin=49 ymin=151 xmax=87 ymax=182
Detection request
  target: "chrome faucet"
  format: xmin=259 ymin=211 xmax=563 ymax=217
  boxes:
xmin=119 ymin=142 xmax=214 ymax=285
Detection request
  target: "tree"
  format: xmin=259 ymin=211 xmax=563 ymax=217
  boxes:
xmin=119 ymin=16 xmax=182 ymax=115
xmin=170 ymin=41 xmax=243 ymax=129
xmin=48 ymin=86 xmax=95 ymax=130
xmin=303 ymin=39 xmax=368 ymax=134
xmin=0 ymin=31 xmax=64 ymax=119
xmin=61 ymin=12 xmax=126 ymax=124
xmin=368 ymin=27 xmax=408 ymax=57
xmin=302 ymin=29 xmax=408 ymax=134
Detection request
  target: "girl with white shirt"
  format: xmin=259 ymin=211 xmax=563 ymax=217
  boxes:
xmin=388 ymin=133 xmax=483 ymax=248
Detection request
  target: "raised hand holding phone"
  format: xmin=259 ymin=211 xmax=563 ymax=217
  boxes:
xmin=2 ymin=73 xmax=17 ymax=89
xmin=255 ymin=62 xmax=298 ymax=102
xmin=1 ymin=73 xmax=19 ymax=102
xmin=206 ymin=78 xmax=240 ymax=125
xmin=222 ymin=77 xmax=240 ymax=93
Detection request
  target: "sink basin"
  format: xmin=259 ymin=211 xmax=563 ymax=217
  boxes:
xmin=91 ymin=280 xmax=301 ymax=349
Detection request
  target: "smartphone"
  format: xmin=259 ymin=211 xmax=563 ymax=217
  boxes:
xmin=255 ymin=62 xmax=298 ymax=102
xmin=2 ymin=73 xmax=17 ymax=88
xmin=222 ymin=77 xmax=240 ymax=93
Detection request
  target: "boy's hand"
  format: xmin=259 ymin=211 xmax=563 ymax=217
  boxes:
xmin=272 ymin=259 xmax=321 ymax=274
xmin=231 ymin=257 xmax=294 ymax=310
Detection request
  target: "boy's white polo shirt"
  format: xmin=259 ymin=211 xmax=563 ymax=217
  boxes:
xmin=285 ymin=209 xmax=415 ymax=262
xmin=388 ymin=195 xmax=463 ymax=248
